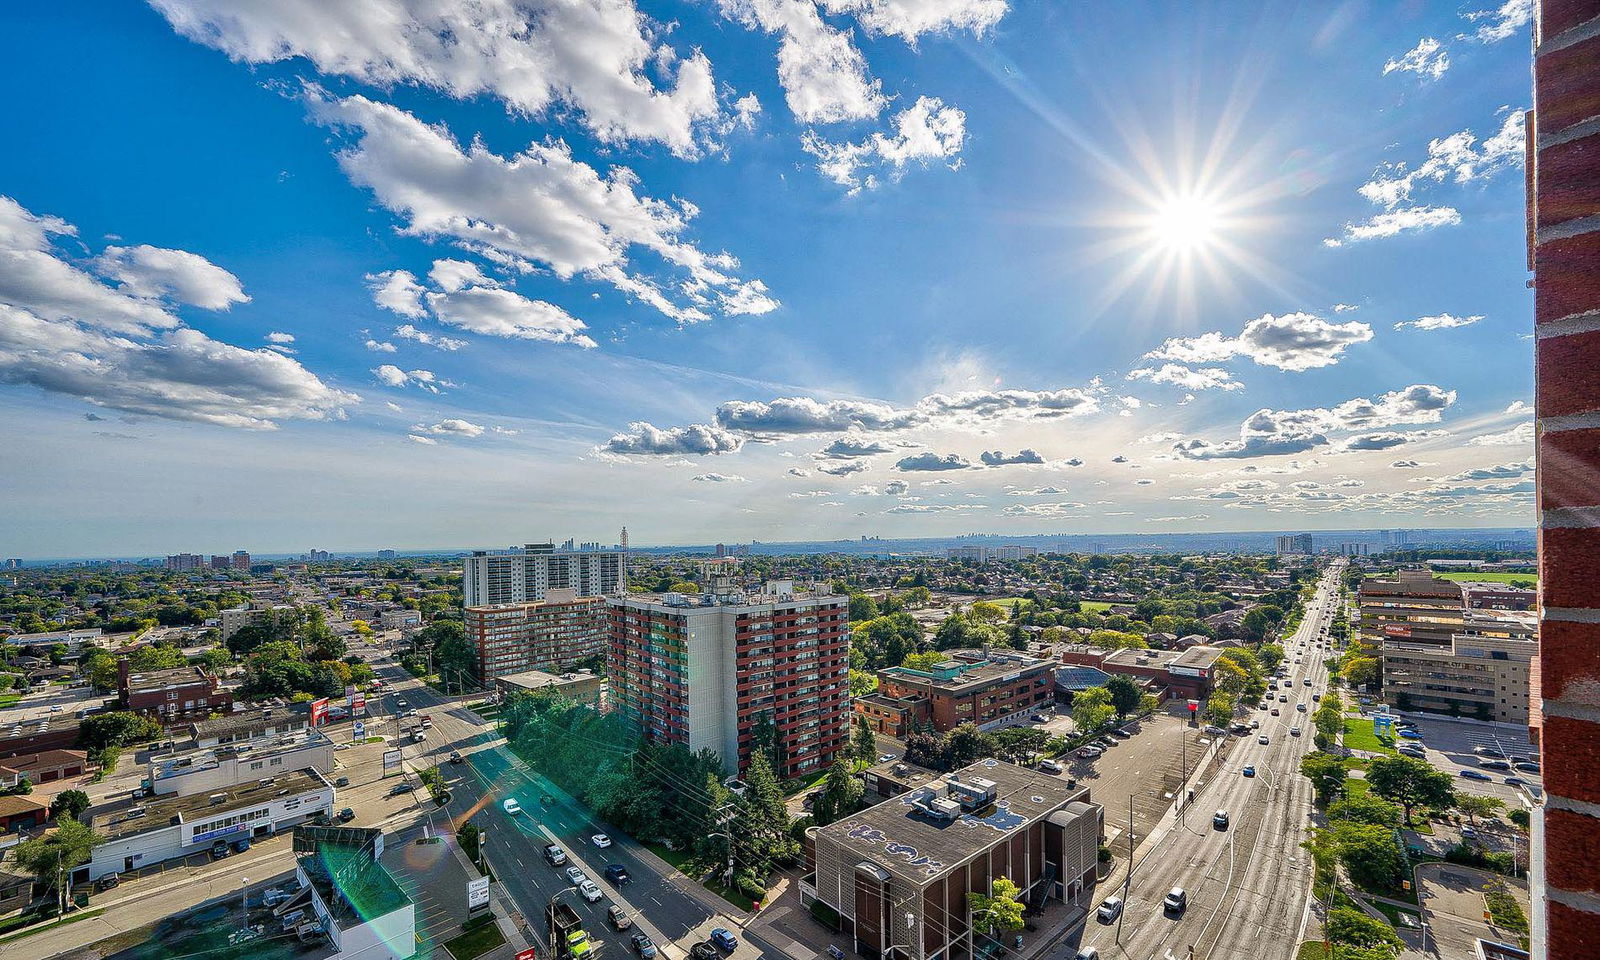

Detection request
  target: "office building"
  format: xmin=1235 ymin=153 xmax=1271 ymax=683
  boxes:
xmin=855 ymin=650 xmax=1056 ymax=736
xmin=164 ymin=553 xmax=204 ymax=572
xmin=607 ymin=581 xmax=849 ymax=777
xmin=2 ymin=560 xmax=19 ymax=570
xmin=462 ymin=542 xmax=626 ymax=606
xmin=1381 ymin=611 xmax=1537 ymax=724
xmin=1059 ymin=644 xmax=1225 ymax=703
xmin=1275 ymin=533 xmax=1314 ymax=555
xmin=118 ymin=663 xmax=233 ymax=721
xmin=803 ymin=760 xmax=1103 ymax=960
xmin=464 ymin=590 xmax=607 ymax=681
xmin=1357 ymin=570 xmax=1466 ymax=647
xmin=146 ymin=728 xmax=335 ymax=797
xmin=1527 ymin=4 xmax=1600 ymax=952
xmin=377 ymin=549 xmax=396 ymax=560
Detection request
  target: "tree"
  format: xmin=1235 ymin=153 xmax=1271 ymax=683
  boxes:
xmin=1367 ymin=755 xmax=1456 ymax=826
xmin=1333 ymin=822 xmax=1407 ymax=890
xmin=193 ymin=647 xmax=232 ymax=672
xmin=77 ymin=711 xmax=162 ymax=753
xmin=1300 ymin=751 xmax=1348 ymax=806
xmin=852 ymin=714 xmax=878 ymax=763
xmin=1326 ymin=905 xmax=1403 ymax=957
xmin=1104 ymin=675 xmax=1142 ymax=718
xmin=13 ymin=819 xmax=101 ymax=913
xmin=900 ymin=651 xmax=948 ymax=672
xmin=1455 ymin=793 xmax=1505 ymax=828
xmin=49 ymin=789 xmax=91 ymax=822
xmin=1072 ymin=687 xmax=1115 ymax=735
xmin=1257 ymin=643 xmax=1285 ymax=672
xmin=968 ymin=601 xmax=1006 ymax=623
xmin=1313 ymin=696 xmax=1343 ymax=747
xmin=427 ymin=620 xmax=477 ymax=688
xmin=1240 ymin=605 xmax=1284 ymax=641
xmin=903 ymin=733 xmax=947 ymax=771
xmin=994 ymin=727 xmax=1050 ymax=765
xmin=78 ymin=649 xmax=120 ymax=691
xmin=968 ymin=877 xmax=1026 ymax=936
xmin=1343 ymin=657 xmax=1380 ymax=688
xmin=811 ymin=760 xmax=865 ymax=827
xmin=945 ymin=723 xmax=999 ymax=769
xmin=1327 ymin=794 xmax=1401 ymax=829
xmin=848 ymin=594 xmax=880 ymax=622
xmin=848 ymin=669 xmax=878 ymax=698
xmin=128 ymin=645 xmax=185 ymax=672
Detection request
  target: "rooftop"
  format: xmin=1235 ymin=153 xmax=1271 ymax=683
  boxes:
xmin=815 ymin=759 xmax=1090 ymax=884
xmin=90 ymin=767 xmax=327 ymax=840
xmin=880 ymin=651 xmax=1054 ymax=691
xmin=150 ymin=729 xmax=332 ymax=783
xmin=496 ymin=669 xmax=602 ymax=692
xmin=125 ymin=665 xmax=218 ymax=694
xmin=188 ymin=704 xmax=310 ymax=741
xmin=301 ymin=838 xmax=411 ymax=924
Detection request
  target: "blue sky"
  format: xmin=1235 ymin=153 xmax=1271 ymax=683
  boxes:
xmin=0 ymin=0 xmax=1539 ymax=555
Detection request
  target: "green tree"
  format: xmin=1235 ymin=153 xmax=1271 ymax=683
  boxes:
xmin=1343 ymin=657 xmax=1380 ymax=688
xmin=1072 ymin=687 xmax=1115 ymax=735
xmin=49 ymin=789 xmax=92 ymax=822
xmin=848 ymin=594 xmax=880 ymax=622
xmin=900 ymin=651 xmax=948 ymax=672
xmin=1241 ymin=605 xmax=1284 ymax=642
xmin=1326 ymin=906 xmax=1403 ymax=957
xmin=13 ymin=819 xmax=101 ymax=913
xmin=426 ymin=620 xmax=477 ymax=689
xmin=1300 ymin=751 xmax=1348 ymax=807
xmin=128 ymin=645 xmax=186 ymax=672
xmin=1327 ymin=794 xmax=1401 ymax=828
xmin=1455 ymin=793 xmax=1505 ymax=828
xmin=852 ymin=714 xmax=878 ymax=763
xmin=76 ymin=711 xmax=162 ymax=753
xmin=78 ymin=649 xmax=120 ymax=691
xmin=903 ymin=732 xmax=947 ymax=771
xmin=1104 ymin=674 xmax=1142 ymax=718
xmin=848 ymin=669 xmax=879 ymax=698
xmin=811 ymin=760 xmax=865 ymax=827
xmin=1333 ymin=822 xmax=1407 ymax=890
xmin=1257 ymin=643 xmax=1286 ymax=672
xmin=1367 ymin=755 xmax=1456 ymax=826
xmin=968 ymin=877 xmax=1026 ymax=936
xmin=993 ymin=727 xmax=1050 ymax=765
xmin=944 ymin=723 xmax=999 ymax=769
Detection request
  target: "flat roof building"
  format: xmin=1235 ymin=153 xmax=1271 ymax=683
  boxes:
xmin=119 ymin=662 xmax=232 ymax=722
xmin=463 ymin=542 xmax=625 ymax=607
xmin=494 ymin=668 xmax=604 ymax=705
xmin=861 ymin=650 xmax=1056 ymax=735
xmin=1382 ymin=611 xmax=1537 ymax=724
xmin=148 ymin=727 xmax=335 ymax=797
xmin=804 ymin=760 xmax=1102 ymax=960
xmin=464 ymin=590 xmax=606 ymax=682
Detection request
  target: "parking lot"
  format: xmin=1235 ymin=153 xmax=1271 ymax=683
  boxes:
xmin=1371 ymin=708 xmax=1541 ymax=806
xmin=1062 ymin=708 xmax=1215 ymax=852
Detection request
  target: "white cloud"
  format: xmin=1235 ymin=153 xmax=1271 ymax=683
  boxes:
xmin=818 ymin=460 xmax=869 ymax=476
xmin=1395 ymin=313 xmax=1483 ymax=331
xmin=817 ymin=434 xmax=894 ymax=458
xmin=1333 ymin=303 xmax=1359 ymax=313
xmin=1391 ymin=459 xmax=1421 ymax=468
xmin=416 ymin=417 xmax=486 ymax=438
xmin=368 ymin=268 xmax=428 ymax=319
xmin=1463 ymin=0 xmax=1531 ymax=43
xmin=312 ymin=92 xmax=771 ymax=325
xmin=0 ymin=197 xmax=356 ymax=429
xmin=1145 ymin=312 xmax=1373 ymax=372
xmin=1325 ymin=205 xmax=1461 ymax=246
xmin=393 ymin=324 xmax=467 ymax=351
xmin=406 ymin=433 xmax=438 ymax=445
xmin=265 ymin=331 xmax=295 ymax=344
xmin=1172 ymin=384 xmax=1455 ymax=460
xmin=786 ymin=467 xmax=811 ymax=477
xmin=371 ymin=364 xmax=454 ymax=393
xmin=979 ymin=449 xmax=1045 ymax=466
xmin=820 ymin=0 xmax=1007 ymax=41
xmin=896 ymin=452 xmax=971 ymax=471
xmin=883 ymin=479 xmax=910 ymax=495
xmin=803 ymin=96 xmax=966 ymax=192
xmin=150 ymin=0 xmax=724 ymax=158
xmin=1468 ymin=421 xmax=1534 ymax=446
xmin=365 ymin=339 xmax=397 ymax=353
xmin=692 ymin=472 xmax=748 ymax=482
xmin=368 ymin=265 xmax=594 ymax=347
xmin=1383 ymin=38 xmax=1450 ymax=80
xmin=1505 ymin=400 xmax=1529 ymax=415
xmin=1126 ymin=364 xmax=1242 ymax=391
xmin=719 ymin=0 xmax=886 ymax=123
xmin=603 ymin=421 xmax=744 ymax=456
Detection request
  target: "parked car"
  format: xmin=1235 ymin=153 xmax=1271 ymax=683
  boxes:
xmin=95 ymin=874 xmax=120 ymax=892
xmin=503 ymin=798 xmax=523 ymax=815
xmin=1296 ymin=703 xmax=1307 ymax=713
xmin=1203 ymin=725 xmax=1226 ymax=736
xmin=605 ymin=863 xmax=631 ymax=884
xmin=1031 ymin=713 xmax=1051 ymax=722
xmin=1515 ymin=761 xmax=1541 ymax=773
xmin=333 ymin=776 xmax=350 ymax=787
xmin=1398 ymin=729 xmax=1424 ymax=739
xmin=336 ymin=807 xmax=356 ymax=823
xmin=1290 ymin=726 xmax=1302 ymax=737
xmin=878 ymin=753 xmax=897 ymax=762
xmin=1074 ymin=949 xmax=1100 ymax=960
xmin=690 ymin=943 xmax=720 ymax=960
xmin=632 ymin=934 xmax=657 ymax=958
xmin=710 ymin=928 xmax=738 ymax=952
xmin=1038 ymin=759 xmax=1063 ymax=774
xmin=1505 ymin=777 xmax=1528 ymax=787
xmin=1163 ymin=887 xmax=1188 ymax=914
xmin=545 ymin=844 xmax=568 ymax=866
xmin=1480 ymin=759 xmax=1512 ymax=771
xmin=210 ymin=840 xmax=231 ymax=860
xmin=1096 ymin=896 xmax=1123 ymax=923
xmin=1258 ymin=735 xmax=1270 ymax=745
xmin=1078 ymin=746 xmax=1103 ymax=759
xmin=578 ymin=880 xmax=603 ymax=902
xmin=1459 ymin=770 xmax=1493 ymax=781
xmin=1270 ymin=708 xmax=1280 ymax=716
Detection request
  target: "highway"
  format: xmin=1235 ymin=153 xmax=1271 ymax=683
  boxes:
xmin=1076 ymin=563 xmax=1343 ymax=960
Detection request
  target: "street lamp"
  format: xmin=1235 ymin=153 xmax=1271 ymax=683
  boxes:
xmin=239 ymin=876 xmax=250 ymax=933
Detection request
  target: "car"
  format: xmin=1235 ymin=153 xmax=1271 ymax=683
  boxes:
xmin=1259 ymin=702 xmax=1270 ymax=711
xmin=710 ymin=928 xmax=738 ymax=952
xmin=1038 ymin=759 xmax=1063 ymax=774
xmin=389 ymin=782 xmax=416 ymax=796
xmin=1110 ymin=727 xmax=1134 ymax=738
xmin=565 ymin=866 xmax=588 ymax=885
xmin=1506 ymin=776 xmax=1528 ymax=787
xmin=1242 ymin=765 xmax=1256 ymax=778
xmin=1250 ymin=719 xmax=1260 ymax=729
xmin=1303 ymin=678 xmax=1312 ymax=686
xmin=503 ymin=798 xmax=523 ymax=815
xmin=333 ymin=743 xmax=351 ymax=751
xmin=412 ymin=732 xmax=427 ymax=743
xmin=1480 ymin=759 xmax=1512 ymax=771
xmin=210 ymin=840 xmax=231 ymax=860
xmin=1460 ymin=825 xmax=1479 ymax=840
xmin=878 ymin=753 xmax=897 ymax=762
xmin=334 ymin=776 xmax=350 ymax=787
xmin=1074 ymin=949 xmax=1100 ymax=960
xmin=1312 ymin=694 xmax=1322 ymax=702
xmin=578 ymin=880 xmax=603 ymax=902
xmin=449 ymin=752 xmax=465 ymax=764
xmin=1096 ymin=896 xmax=1123 ymax=923
xmin=1459 ymin=770 xmax=1494 ymax=781
xmin=569 ymin=931 xmax=594 ymax=959
xmin=632 ymin=934 xmax=658 ymax=959
xmin=336 ymin=807 xmax=356 ymax=823
xmin=1163 ymin=887 xmax=1188 ymax=913
xmin=1203 ymin=724 xmax=1226 ymax=736
xmin=1213 ymin=809 xmax=1230 ymax=830
xmin=1078 ymin=746 xmax=1103 ymax=759
xmin=1270 ymin=708 xmax=1280 ymax=716
xmin=95 ymin=873 xmax=120 ymax=892
xmin=396 ymin=699 xmax=408 ymax=709
xmin=1515 ymin=761 xmax=1541 ymax=773
xmin=1290 ymin=726 xmax=1302 ymax=737
xmin=1297 ymin=703 xmax=1307 ymax=712
xmin=1031 ymin=713 xmax=1051 ymax=722
xmin=1279 ymin=695 xmax=1289 ymax=702
xmin=592 ymin=834 xmax=613 ymax=848
xmin=543 ymin=844 xmax=568 ymax=866
xmin=690 ymin=942 xmax=720 ymax=960
xmin=605 ymin=863 xmax=631 ymax=884
xmin=1398 ymin=729 xmax=1424 ymax=739
xmin=1258 ymin=735 xmax=1270 ymax=745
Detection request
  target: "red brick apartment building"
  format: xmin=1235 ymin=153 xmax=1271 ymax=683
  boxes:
xmin=463 ymin=589 xmax=607 ymax=681
xmin=855 ymin=650 xmax=1055 ymax=736
xmin=1529 ymin=2 xmax=1600 ymax=955
xmin=118 ymin=662 xmax=232 ymax=721
xmin=607 ymin=583 xmax=850 ymax=778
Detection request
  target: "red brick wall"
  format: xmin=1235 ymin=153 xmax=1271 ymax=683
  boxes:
xmin=1532 ymin=3 xmax=1600 ymax=955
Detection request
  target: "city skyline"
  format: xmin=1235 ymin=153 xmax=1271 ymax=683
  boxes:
xmin=0 ymin=2 xmax=1537 ymax=556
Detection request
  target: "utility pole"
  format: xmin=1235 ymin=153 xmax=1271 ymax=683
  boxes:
xmin=1117 ymin=794 xmax=1131 ymax=944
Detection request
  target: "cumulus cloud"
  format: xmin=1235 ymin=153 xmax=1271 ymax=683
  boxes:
xmin=1002 ymin=502 xmax=1086 ymax=517
xmin=1467 ymin=421 xmax=1534 ymax=446
xmin=692 ymin=472 xmax=747 ymax=482
xmin=309 ymin=91 xmax=773 ymax=325
xmin=415 ymin=417 xmax=486 ymax=438
xmin=1395 ymin=313 xmax=1483 ymax=331
xmin=602 ymin=421 xmax=744 ymax=456
xmin=1126 ymin=364 xmax=1242 ymax=391
xmin=1325 ymin=205 xmax=1462 ymax=246
xmin=818 ymin=459 xmax=869 ymax=476
xmin=1435 ymin=460 xmax=1532 ymax=482
xmin=393 ymin=324 xmax=466 ymax=351
xmin=816 ymin=434 xmax=893 ymax=458
xmin=718 ymin=0 xmax=885 ymax=123
xmin=265 ymin=331 xmax=295 ymax=344
xmin=1145 ymin=312 xmax=1372 ymax=372
xmin=1338 ymin=430 xmax=1446 ymax=451
xmin=786 ymin=467 xmax=811 ymax=477
xmin=365 ymin=339 xmax=397 ymax=353
xmin=886 ymin=502 xmax=981 ymax=514
xmin=1383 ymin=38 xmax=1450 ymax=80
xmin=371 ymin=364 xmax=454 ymax=393
xmin=151 ymin=0 xmax=725 ymax=158
xmin=0 ymin=197 xmax=356 ymax=429
xmin=819 ymin=0 xmax=1008 ymax=42
xmin=803 ymin=96 xmax=966 ymax=193
xmin=368 ymin=264 xmax=596 ymax=348
xmin=979 ymin=449 xmax=1044 ymax=466
xmin=716 ymin=396 xmax=917 ymax=435
xmin=896 ymin=452 xmax=971 ymax=472
xmin=883 ymin=479 xmax=909 ymax=495
xmin=1462 ymin=0 xmax=1531 ymax=43
xmin=407 ymin=433 xmax=438 ymax=445
xmin=1172 ymin=384 xmax=1455 ymax=460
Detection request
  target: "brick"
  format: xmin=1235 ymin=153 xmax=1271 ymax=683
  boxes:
xmin=1541 ymin=527 xmax=1600 ymax=608
xmin=1548 ymin=898 xmax=1600 ymax=959
xmin=1540 ymin=0 xmax=1600 ymax=40
xmin=1539 ymin=619 xmax=1600 ymax=703
xmin=1536 ymin=34 xmax=1600 ymax=134
xmin=1535 ymin=232 xmax=1600 ymax=322
xmin=1545 ymin=809 xmax=1600 ymax=891
xmin=1541 ymin=427 xmax=1600 ymax=511
xmin=1542 ymin=715 xmax=1600 ymax=806
xmin=1537 ymin=134 xmax=1600 ymax=230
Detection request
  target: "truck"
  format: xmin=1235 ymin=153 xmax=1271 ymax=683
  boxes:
xmin=547 ymin=902 xmax=586 ymax=956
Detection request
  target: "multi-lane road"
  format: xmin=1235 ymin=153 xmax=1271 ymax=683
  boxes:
xmin=1074 ymin=565 xmax=1343 ymax=960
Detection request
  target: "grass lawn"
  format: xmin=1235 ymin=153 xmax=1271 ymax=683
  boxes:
xmin=1342 ymin=714 xmax=1397 ymax=755
xmin=1430 ymin=571 xmax=1537 ymax=586
xmin=984 ymin=597 xmax=1029 ymax=609
xmin=1368 ymin=899 xmax=1422 ymax=928
xmin=443 ymin=922 xmax=506 ymax=960
xmin=784 ymin=769 xmax=829 ymax=797
xmin=1078 ymin=600 xmax=1116 ymax=614
xmin=644 ymin=842 xmax=755 ymax=909
xmin=1296 ymin=942 xmax=1333 ymax=960
xmin=0 ymin=694 xmax=18 ymax=708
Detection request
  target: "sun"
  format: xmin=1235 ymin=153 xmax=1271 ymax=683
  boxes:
xmin=1146 ymin=193 xmax=1224 ymax=253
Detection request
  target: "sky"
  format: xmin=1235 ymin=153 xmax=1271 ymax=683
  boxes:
xmin=0 ymin=0 xmax=1540 ymax=557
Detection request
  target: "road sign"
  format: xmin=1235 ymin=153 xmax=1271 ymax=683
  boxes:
xmin=353 ymin=720 xmax=366 ymax=740
xmin=468 ymin=876 xmax=490 ymax=910
xmin=516 ymin=949 xmax=538 ymax=960
xmin=383 ymin=749 xmax=403 ymax=772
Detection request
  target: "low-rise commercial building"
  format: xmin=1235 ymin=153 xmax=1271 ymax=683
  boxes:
xmin=0 ymin=748 xmax=88 ymax=785
xmin=1381 ymin=611 xmax=1537 ymax=724
xmin=119 ymin=663 xmax=232 ymax=722
xmin=804 ymin=760 xmax=1103 ymax=960
xmin=0 ymin=795 xmax=47 ymax=834
xmin=148 ymin=728 xmax=335 ymax=797
xmin=83 ymin=767 xmax=334 ymax=882
xmin=859 ymin=650 xmax=1056 ymax=735
xmin=186 ymin=706 xmax=312 ymax=748
xmin=0 ymin=715 xmax=82 ymax=760
xmin=1059 ymin=645 xmax=1224 ymax=702
xmin=464 ymin=589 xmax=607 ymax=681
xmin=494 ymin=668 xmax=604 ymax=705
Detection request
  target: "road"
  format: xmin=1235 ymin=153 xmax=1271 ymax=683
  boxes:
xmin=1075 ymin=563 xmax=1343 ymax=960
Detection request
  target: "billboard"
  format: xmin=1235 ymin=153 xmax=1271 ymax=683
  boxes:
xmin=516 ymin=950 xmax=538 ymax=960
xmin=309 ymin=697 xmax=332 ymax=726
xmin=383 ymin=749 xmax=403 ymax=773
xmin=353 ymin=720 xmax=366 ymax=740
xmin=468 ymin=876 xmax=491 ymax=910
xmin=1384 ymin=624 xmax=1413 ymax=638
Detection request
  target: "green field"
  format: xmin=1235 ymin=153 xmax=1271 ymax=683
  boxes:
xmin=1078 ymin=600 xmax=1116 ymax=614
xmin=983 ymin=598 xmax=1029 ymax=609
xmin=1431 ymin=571 xmax=1537 ymax=585
xmin=1342 ymin=714 xmax=1397 ymax=755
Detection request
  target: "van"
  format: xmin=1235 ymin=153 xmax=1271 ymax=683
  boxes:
xmin=1096 ymin=896 xmax=1123 ymax=923
xmin=1163 ymin=888 xmax=1187 ymax=913
xmin=1038 ymin=759 xmax=1063 ymax=774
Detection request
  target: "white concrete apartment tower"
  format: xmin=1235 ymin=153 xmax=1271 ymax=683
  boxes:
xmin=462 ymin=542 xmax=626 ymax=607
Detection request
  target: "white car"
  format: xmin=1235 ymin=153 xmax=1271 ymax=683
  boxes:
xmin=1096 ymin=896 xmax=1123 ymax=923
xmin=333 ymin=743 xmax=351 ymax=751
xmin=566 ymin=866 xmax=588 ymax=886
xmin=1258 ymin=735 xmax=1270 ymax=745
xmin=578 ymin=879 xmax=603 ymax=902
xmin=592 ymin=834 xmax=613 ymax=848
xmin=502 ymin=798 xmax=522 ymax=816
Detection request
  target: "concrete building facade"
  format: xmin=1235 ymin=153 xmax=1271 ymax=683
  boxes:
xmin=1381 ymin=612 xmax=1537 ymax=724
xmin=462 ymin=542 xmax=624 ymax=607
xmin=464 ymin=590 xmax=607 ymax=681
